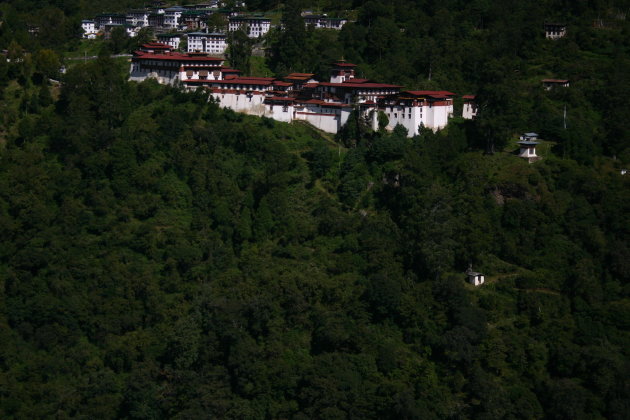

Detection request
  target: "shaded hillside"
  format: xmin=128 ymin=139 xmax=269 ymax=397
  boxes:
xmin=0 ymin=56 xmax=629 ymax=418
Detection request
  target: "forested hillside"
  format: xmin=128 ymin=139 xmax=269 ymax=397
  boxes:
xmin=1 ymin=0 xmax=629 ymax=419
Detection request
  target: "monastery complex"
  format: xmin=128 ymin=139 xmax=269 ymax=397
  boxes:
xmin=130 ymin=43 xmax=476 ymax=137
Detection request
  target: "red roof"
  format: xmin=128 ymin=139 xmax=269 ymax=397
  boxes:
xmin=303 ymin=82 xmax=319 ymax=88
xmin=273 ymin=81 xmax=293 ymax=86
xmin=333 ymin=62 xmax=357 ymax=67
xmin=214 ymin=77 xmax=275 ymax=86
xmin=221 ymin=68 xmax=241 ymax=73
xmin=142 ymin=42 xmax=171 ymax=49
xmin=286 ymin=72 xmax=314 ymax=79
xmin=463 ymin=94 xmax=476 ymax=100
xmin=542 ymin=79 xmax=569 ymax=83
xmin=182 ymin=79 xmax=213 ymax=83
xmin=320 ymin=82 xmax=401 ymax=89
xmin=134 ymin=51 xmax=223 ymax=63
xmin=404 ymin=90 xmax=456 ymax=98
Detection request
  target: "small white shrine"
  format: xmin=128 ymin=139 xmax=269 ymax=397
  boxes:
xmin=517 ymin=140 xmax=541 ymax=163
xmin=466 ymin=266 xmax=485 ymax=286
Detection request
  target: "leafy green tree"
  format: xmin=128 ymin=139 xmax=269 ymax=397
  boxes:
xmin=108 ymin=26 xmax=129 ymax=54
xmin=227 ymin=29 xmax=253 ymax=74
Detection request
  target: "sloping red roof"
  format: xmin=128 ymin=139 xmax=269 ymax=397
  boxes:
xmin=134 ymin=51 xmax=223 ymax=62
xmin=182 ymin=79 xmax=213 ymax=83
xmin=142 ymin=42 xmax=171 ymax=49
xmin=463 ymin=94 xmax=476 ymax=100
xmin=298 ymin=99 xmax=325 ymax=105
xmin=273 ymin=81 xmax=293 ymax=86
xmin=320 ymin=82 xmax=401 ymax=89
xmin=542 ymin=79 xmax=569 ymax=83
xmin=286 ymin=72 xmax=315 ymax=79
xmin=333 ymin=62 xmax=357 ymax=67
xmin=214 ymin=77 xmax=275 ymax=86
xmin=404 ymin=90 xmax=456 ymax=98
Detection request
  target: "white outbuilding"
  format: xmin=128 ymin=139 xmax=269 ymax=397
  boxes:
xmin=466 ymin=267 xmax=485 ymax=286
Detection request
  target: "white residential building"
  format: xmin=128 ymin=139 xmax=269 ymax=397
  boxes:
xmin=156 ymin=33 xmax=182 ymax=50
xmin=228 ymin=16 xmax=271 ymax=38
xmin=81 ymin=20 xmax=97 ymax=39
xmin=164 ymin=6 xmax=186 ymax=29
xmin=187 ymin=32 xmax=227 ymax=54
xmin=95 ymin=13 xmax=126 ymax=30
xmin=126 ymin=10 xmax=150 ymax=27
xmin=303 ymin=15 xmax=348 ymax=30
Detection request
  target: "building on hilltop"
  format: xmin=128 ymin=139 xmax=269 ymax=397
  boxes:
xmin=187 ymin=32 xmax=227 ymax=55
xmin=381 ymin=90 xmax=455 ymax=136
xmin=303 ymin=14 xmax=348 ymax=30
xmin=156 ymin=33 xmax=182 ymax=50
xmin=228 ymin=16 xmax=271 ymax=38
xmin=130 ymin=45 xmax=226 ymax=85
xmin=164 ymin=6 xmax=186 ymax=29
xmin=181 ymin=10 xmax=209 ymax=30
xmin=95 ymin=13 xmax=126 ymax=30
xmin=126 ymin=10 xmax=150 ymax=27
xmin=81 ymin=20 xmax=97 ymax=39
xmin=128 ymin=56 xmax=459 ymax=136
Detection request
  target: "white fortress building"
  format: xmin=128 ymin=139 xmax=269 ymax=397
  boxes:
xmin=129 ymin=52 xmax=457 ymax=137
xmin=129 ymin=43 xmax=225 ymax=85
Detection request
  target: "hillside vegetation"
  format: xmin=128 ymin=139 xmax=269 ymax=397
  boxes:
xmin=0 ymin=1 xmax=629 ymax=419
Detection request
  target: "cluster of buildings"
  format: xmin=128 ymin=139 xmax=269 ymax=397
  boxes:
xmin=81 ymin=4 xmax=241 ymax=41
xmin=129 ymin=43 xmax=477 ymax=137
xmin=80 ymin=3 xmax=348 ymax=53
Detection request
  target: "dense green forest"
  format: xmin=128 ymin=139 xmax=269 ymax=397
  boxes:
xmin=1 ymin=0 xmax=630 ymax=419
